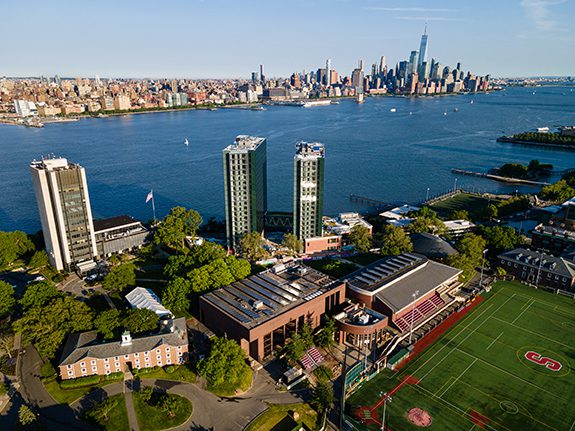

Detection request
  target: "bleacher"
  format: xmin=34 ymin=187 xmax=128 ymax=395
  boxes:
xmin=300 ymin=346 xmax=324 ymax=370
xmin=394 ymin=295 xmax=445 ymax=333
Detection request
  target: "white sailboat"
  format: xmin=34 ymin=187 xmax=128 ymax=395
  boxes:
xmin=184 ymin=138 xmax=189 ymax=146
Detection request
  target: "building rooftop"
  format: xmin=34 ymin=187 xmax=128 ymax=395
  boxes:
xmin=93 ymin=215 xmax=143 ymax=232
xmin=444 ymin=219 xmax=476 ymax=231
xmin=324 ymin=213 xmax=373 ymax=236
xmin=411 ymin=233 xmax=458 ymax=259
xmin=346 ymin=253 xmax=461 ymax=312
xmin=201 ymin=263 xmax=339 ymax=329
xmin=380 ymin=205 xmax=420 ymax=220
xmin=295 ymin=141 xmax=325 ymax=159
xmin=125 ymin=287 xmax=173 ymax=318
xmin=498 ymin=248 xmax=575 ymax=279
xmin=30 ymin=157 xmax=77 ymax=171
xmin=59 ymin=318 xmax=187 ymax=366
xmin=224 ymin=135 xmax=266 ymax=152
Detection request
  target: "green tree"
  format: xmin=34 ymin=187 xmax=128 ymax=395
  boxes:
xmin=285 ymin=334 xmax=307 ymax=363
xmin=495 ymin=267 xmax=507 ymax=278
xmin=447 ymin=253 xmax=476 ymax=283
xmin=311 ymin=381 xmax=334 ymax=414
xmin=0 ymin=231 xmax=35 ymax=268
xmin=108 ymin=254 xmax=120 ymax=266
xmin=380 ymin=225 xmax=413 ymax=256
xmin=122 ymin=308 xmax=158 ymax=335
xmin=0 ymin=281 xmax=16 ymax=318
xmin=224 ymin=256 xmax=251 ymax=281
xmin=86 ymin=397 xmax=118 ymax=423
xmin=13 ymin=296 xmax=94 ymax=359
xmin=28 ymin=250 xmax=49 ymax=269
xmin=484 ymin=204 xmax=499 ymax=220
xmin=163 ymin=242 xmax=229 ymax=278
xmin=198 ymin=337 xmax=252 ymax=391
xmin=20 ymin=280 xmax=61 ymax=310
xmin=188 ymin=259 xmax=235 ymax=293
xmin=162 ymin=277 xmax=192 ymax=313
xmin=409 ymin=208 xmax=446 ymax=235
xmin=455 ymin=234 xmax=486 ymax=264
xmin=139 ymin=386 xmax=154 ymax=404
xmin=154 ymin=207 xmax=203 ymax=250
xmin=540 ymin=180 xmax=575 ymax=202
xmin=348 ymin=224 xmax=372 ymax=253
xmin=450 ymin=209 xmax=470 ymax=221
xmin=159 ymin=394 xmax=179 ymax=418
xmin=315 ymin=318 xmax=336 ymax=348
xmin=94 ymin=309 xmax=122 ymax=339
xmin=18 ymin=405 xmax=37 ymax=426
xmin=102 ymin=262 xmax=136 ymax=292
xmin=299 ymin=323 xmax=314 ymax=349
xmin=240 ymin=232 xmax=269 ymax=261
xmin=498 ymin=163 xmax=528 ymax=179
xmin=479 ymin=226 xmax=523 ymax=253
xmin=283 ymin=233 xmax=303 ymax=255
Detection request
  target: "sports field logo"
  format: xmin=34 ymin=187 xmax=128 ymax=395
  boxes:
xmin=524 ymin=351 xmax=562 ymax=371
xmin=517 ymin=346 xmax=570 ymax=377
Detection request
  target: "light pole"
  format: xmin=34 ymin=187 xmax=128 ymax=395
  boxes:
xmin=381 ymin=394 xmax=392 ymax=431
xmin=535 ymin=249 xmax=546 ymax=286
xmin=479 ymin=249 xmax=488 ymax=288
xmin=453 ymin=178 xmax=458 ymax=192
xmin=408 ymin=290 xmax=420 ymax=344
xmin=426 ymin=187 xmax=430 ymax=201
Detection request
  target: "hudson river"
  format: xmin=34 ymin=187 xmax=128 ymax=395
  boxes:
xmin=2 ymin=86 xmax=575 ymax=233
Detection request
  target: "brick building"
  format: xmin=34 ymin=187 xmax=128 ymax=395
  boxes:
xmin=58 ymin=318 xmax=188 ymax=380
xmin=199 ymin=263 xmax=345 ymax=362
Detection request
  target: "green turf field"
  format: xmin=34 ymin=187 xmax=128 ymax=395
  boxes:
xmin=347 ymin=281 xmax=575 ymax=431
xmin=430 ymin=193 xmax=490 ymax=220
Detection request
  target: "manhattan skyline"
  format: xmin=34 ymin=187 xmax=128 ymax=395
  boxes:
xmin=3 ymin=0 xmax=574 ymax=78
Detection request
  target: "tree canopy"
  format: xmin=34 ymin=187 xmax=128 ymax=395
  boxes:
xmin=240 ymin=232 xmax=269 ymax=261
xmin=198 ymin=337 xmax=252 ymax=391
xmin=162 ymin=277 xmax=192 ymax=313
xmin=154 ymin=207 xmax=203 ymax=250
xmin=409 ymin=207 xmax=446 ymax=235
xmin=0 ymin=231 xmax=35 ymax=268
xmin=13 ymin=296 xmax=94 ymax=359
xmin=102 ymin=262 xmax=136 ymax=292
xmin=380 ymin=225 xmax=413 ymax=256
xmin=348 ymin=225 xmax=372 ymax=253
xmin=282 ymin=233 xmax=303 ymax=255
xmin=450 ymin=209 xmax=470 ymax=221
xmin=540 ymin=180 xmax=575 ymax=202
xmin=448 ymin=233 xmax=486 ymax=282
xmin=28 ymin=250 xmax=50 ymax=269
xmin=122 ymin=308 xmax=158 ymax=335
xmin=188 ymin=257 xmax=250 ymax=293
xmin=479 ymin=226 xmax=523 ymax=253
xmin=0 ymin=281 xmax=16 ymax=318
xmin=94 ymin=309 xmax=122 ymax=339
xmin=20 ymin=280 xmax=62 ymax=310
xmin=163 ymin=242 xmax=227 ymax=278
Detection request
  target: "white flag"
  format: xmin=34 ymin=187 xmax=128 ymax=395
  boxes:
xmin=146 ymin=190 xmax=153 ymax=203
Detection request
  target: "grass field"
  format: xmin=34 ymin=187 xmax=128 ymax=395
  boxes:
xmin=430 ymin=193 xmax=490 ymax=220
xmin=347 ymin=281 xmax=575 ymax=431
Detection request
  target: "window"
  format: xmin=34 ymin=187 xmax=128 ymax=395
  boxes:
xmin=104 ymin=358 xmax=109 ymax=363
xmin=124 ymin=354 xmax=130 ymax=359
xmin=105 ymin=370 xmax=111 ymax=375
xmin=80 ymin=362 xmax=86 ymax=367
xmin=166 ymin=359 xmax=172 ymax=365
xmin=81 ymin=368 xmax=87 ymax=374
xmin=115 ymin=362 xmax=120 ymax=368
xmin=157 ymin=355 xmax=162 ymax=361
xmin=68 ymin=370 xmax=74 ymax=376
xmin=105 ymin=363 xmax=110 ymax=369
xmin=91 ymin=360 xmax=96 ymax=365
xmin=92 ymin=366 xmax=97 ymax=372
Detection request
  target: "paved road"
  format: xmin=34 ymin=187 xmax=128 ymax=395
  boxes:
xmin=19 ymin=345 xmax=94 ymax=431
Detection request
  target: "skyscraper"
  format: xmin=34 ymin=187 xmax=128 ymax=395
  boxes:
xmin=259 ymin=64 xmax=265 ymax=85
xmin=408 ymin=50 xmax=419 ymax=76
xmin=30 ymin=157 xmax=97 ymax=272
xmin=223 ymin=136 xmax=267 ymax=250
xmin=293 ymin=142 xmax=325 ymax=241
xmin=325 ymin=58 xmax=331 ymax=86
xmin=418 ymin=26 xmax=429 ymax=68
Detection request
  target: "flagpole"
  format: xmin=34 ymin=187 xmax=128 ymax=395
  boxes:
xmin=151 ymin=189 xmax=156 ymax=223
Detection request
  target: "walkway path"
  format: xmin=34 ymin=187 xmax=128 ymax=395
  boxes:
xmin=123 ymin=377 xmax=140 ymax=431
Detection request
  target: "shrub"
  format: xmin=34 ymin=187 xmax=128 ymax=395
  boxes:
xmin=60 ymin=374 xmax=101 ymax=389
xmin=133 ymin=366 xmax=161 ymax=376
xmin=164 ymin=365 xmax=176 ymax=374
xmin=104 ymin=371 xmax=124 ymax=381
xmin=40 ymin=362 xmax=57 ymax=380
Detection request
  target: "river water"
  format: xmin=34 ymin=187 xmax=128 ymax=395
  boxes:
xmin=1 ymin=86 xmax=574 ymax=232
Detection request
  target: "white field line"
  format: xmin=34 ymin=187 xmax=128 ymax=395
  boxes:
xmin=491 ymin=316 xmax=575 ymax=351
xmin=439 ymin=358 xmax=478 ymax=398
xmin=454 ymin=347 xmax=559 ymax=399
xmin=512 ymin=299 xmax=534 ymax=324
xmin=512 ymin=291 xmax=575 ymax=318
xmin=418 ymin=293 xmax=517 ymax=382
xmin=486 ymin=332 xmax=504 ymax=351
xmin=569 ymin=417 xmax=575 ymax=431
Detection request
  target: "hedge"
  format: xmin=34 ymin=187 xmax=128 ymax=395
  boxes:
xmin=60 ymin=375 xmax=101 ymax=389
xmin=104 ymin=372 xmax=124 ymax=381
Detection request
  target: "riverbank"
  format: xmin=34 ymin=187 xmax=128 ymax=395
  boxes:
xmin=497 ymin=136 xmax=575 ymax=151
xmin=451 ymin=168 xmax=550 ymax=186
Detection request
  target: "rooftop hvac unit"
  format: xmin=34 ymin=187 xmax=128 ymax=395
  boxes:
xmin=252 ymin=300 xmax=264 ymax=310
xmin=357 ymin=314 xmax=370 ymax=325
xmin=272 ymin=264 xmax=286 ymax=274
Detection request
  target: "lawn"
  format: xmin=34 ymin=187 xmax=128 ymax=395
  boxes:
xmin=346 ymin=281 xmax=575 ymax=430
xmin=135 ymin=364 xmax=196 ymax=383
xmin=245 ymin=403 xmax=318 ymax=431
xmin=208 ymin=366 xmax=253 ymax=397
xmin=44 ymin=374 xmax=124 ymax=404
xmin=132 ymin=391 xmax=192 ymax=431
xmin=305 ymin=258 xmax=359 ymax=279
xmin=430 ymin=193 xmax=490 ymax=220
xmin=83 ymin=394 xmax=129 ymax=431
xmin=346 ymin=253 xmax=383 ymax=267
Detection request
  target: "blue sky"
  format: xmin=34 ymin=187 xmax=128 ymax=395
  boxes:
xmin=3 ymin=0 xmax=574 ymax=78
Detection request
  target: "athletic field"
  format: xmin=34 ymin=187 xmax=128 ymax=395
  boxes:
xmin=347 ymin=281 xmax=575 ymax=430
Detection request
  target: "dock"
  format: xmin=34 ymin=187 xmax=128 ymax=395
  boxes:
xmin=451 ymin=169 xmax=550 ymax=186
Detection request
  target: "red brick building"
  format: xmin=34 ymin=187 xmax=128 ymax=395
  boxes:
xmin=58 ymin=318 xmax=188 ymax=380
xmin=199 ymin=263 xmax=345 ymax=362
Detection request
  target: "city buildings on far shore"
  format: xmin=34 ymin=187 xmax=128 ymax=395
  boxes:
xmin=223 ymin=135 xmax=268 ymax=250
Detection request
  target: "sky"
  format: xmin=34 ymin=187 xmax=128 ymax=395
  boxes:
xmin=2 ymin=0 xmax=574 ymax=78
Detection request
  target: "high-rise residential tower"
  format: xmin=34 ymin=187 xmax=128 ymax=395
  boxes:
xmin=293 ymin=142 xmax=325 ymax=241
xmin=325 ymin=58 xmax=331 ymax=86
xmin=418 ymin=26 xmax=428 ymax=67
xmin=30 ymin=157 xmax=97 ymax=272
xmin=223 ymin=136 xmax=267 ymax=250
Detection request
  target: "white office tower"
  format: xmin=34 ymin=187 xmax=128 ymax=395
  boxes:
xmin=30 ymin=157 xmax=97 ymax=272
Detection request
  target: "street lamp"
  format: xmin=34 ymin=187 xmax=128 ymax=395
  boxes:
xmin=479 ymin=249 xmax=488 ymax=288
xmin=408 ymin=290 xmax=420 ymax=344
xmin=426 ymin=188 xmax=430 ymax=201
xmin=381 ymin=394 xmax=392 ymax=431
xmin=453 ymin=178 xmax=458 ymax=192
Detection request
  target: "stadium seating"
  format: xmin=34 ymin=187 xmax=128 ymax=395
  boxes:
xmin=300 ymin=347 xmax=324 ymax=370
xmin=393 ymin=295 xmax=445 ymax=333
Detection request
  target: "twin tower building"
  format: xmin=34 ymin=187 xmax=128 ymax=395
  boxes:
xmin=223 ymin=136 xmax=325 ymax=250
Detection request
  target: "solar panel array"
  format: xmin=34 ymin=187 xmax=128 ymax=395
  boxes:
xmin=349 ymin=253 xmax=424 ymax=292
xmin=203 ymin=265 xmax=332 ymax=327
